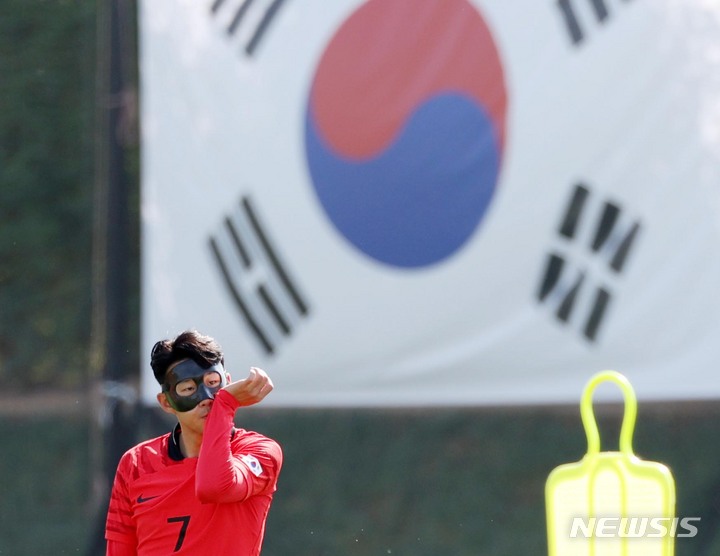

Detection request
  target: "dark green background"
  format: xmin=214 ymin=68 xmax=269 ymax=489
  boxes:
xmin=3 ymin=404 xmax=720 ymax=554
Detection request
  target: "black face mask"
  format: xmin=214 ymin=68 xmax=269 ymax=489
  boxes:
xmin=162 ymin=359 xmax=228 ymax=412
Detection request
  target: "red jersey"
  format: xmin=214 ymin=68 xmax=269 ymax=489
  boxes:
xmin=105 ymin=390 xmax=282 ymax=555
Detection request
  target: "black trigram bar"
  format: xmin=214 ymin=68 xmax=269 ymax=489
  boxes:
xmin=210 ymin=237 xmax=274 ymax=353
xmin=537 ymin=253 xmax=610 ymax=342
xmin=557 ymin=0 xmax=616 ymax=45
xmin=558 ymin=183 xmax=590 ymax=238
xmin=590 ymin=201 xmax=641 ymax=272
xmin=210 ymin=0 xmax=287 ymax=57
xmin=584 ymin=286 xmax=610 ymax=341
xmin=209 ymin=195 xmax=309 ymax=354
xmin=558 ymin=183 xmax=641 ymax=273
xmin=537 ymin=253 xmax=586 ymax=323
xmin=241 ymin=196 xmax=308 ymax=316
xmin=557 ymin=0 xmax=584 ymax=44
xmin=537 ymin=181 xmax=641 ymax=341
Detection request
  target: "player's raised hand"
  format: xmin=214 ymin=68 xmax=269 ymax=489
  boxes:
xmin=223 ymin=367 xmax=274 ymax=407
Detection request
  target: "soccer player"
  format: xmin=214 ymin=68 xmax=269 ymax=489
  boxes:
xmin=105 ymin=330 xmax=283 ymax=555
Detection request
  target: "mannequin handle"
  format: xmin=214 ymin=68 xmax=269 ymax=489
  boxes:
xmin=580 ymin=370 xmax=637 ymax=456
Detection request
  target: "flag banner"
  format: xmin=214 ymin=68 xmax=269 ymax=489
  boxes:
xmin=139 ymin=0 xmax=720 ymax=407
xmin=546 ymin=371 xmax=676 ymax=556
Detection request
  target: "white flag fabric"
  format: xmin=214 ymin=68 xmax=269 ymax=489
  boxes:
xmin=139 ymin=0 xmax=720 ymax=407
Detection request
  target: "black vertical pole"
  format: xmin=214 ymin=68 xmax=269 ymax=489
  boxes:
xmin=86 ymin=0 xmax=137 ymax=553
xmin=105 ymin=0 xmax=128 ymax=384
xmin=104 ymin=0 xmax=137 ymax=482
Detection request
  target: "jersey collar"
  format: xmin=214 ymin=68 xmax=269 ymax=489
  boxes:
xmin=167 ymin=423 xmax=239 ymax=461
xmin=169 ymin=423 xmax=184 ymax=461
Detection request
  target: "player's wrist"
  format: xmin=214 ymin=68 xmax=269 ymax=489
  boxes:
xmin=215 ymin=388 xmax=241 ymax=410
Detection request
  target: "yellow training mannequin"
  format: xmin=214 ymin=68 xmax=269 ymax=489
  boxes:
xmin=545 ymin=370 xmax=675 ymax=556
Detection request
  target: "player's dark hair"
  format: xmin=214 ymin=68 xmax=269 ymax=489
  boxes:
xmin=151 ymin=330 xmax=225 ymax=385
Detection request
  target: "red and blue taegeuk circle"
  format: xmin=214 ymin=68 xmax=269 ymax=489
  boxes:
xmin=304 ymin=0 xmax=507 ymax=268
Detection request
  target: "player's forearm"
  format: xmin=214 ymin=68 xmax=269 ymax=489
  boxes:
xmin=196 ymin=390 xmax=251 ymax=503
